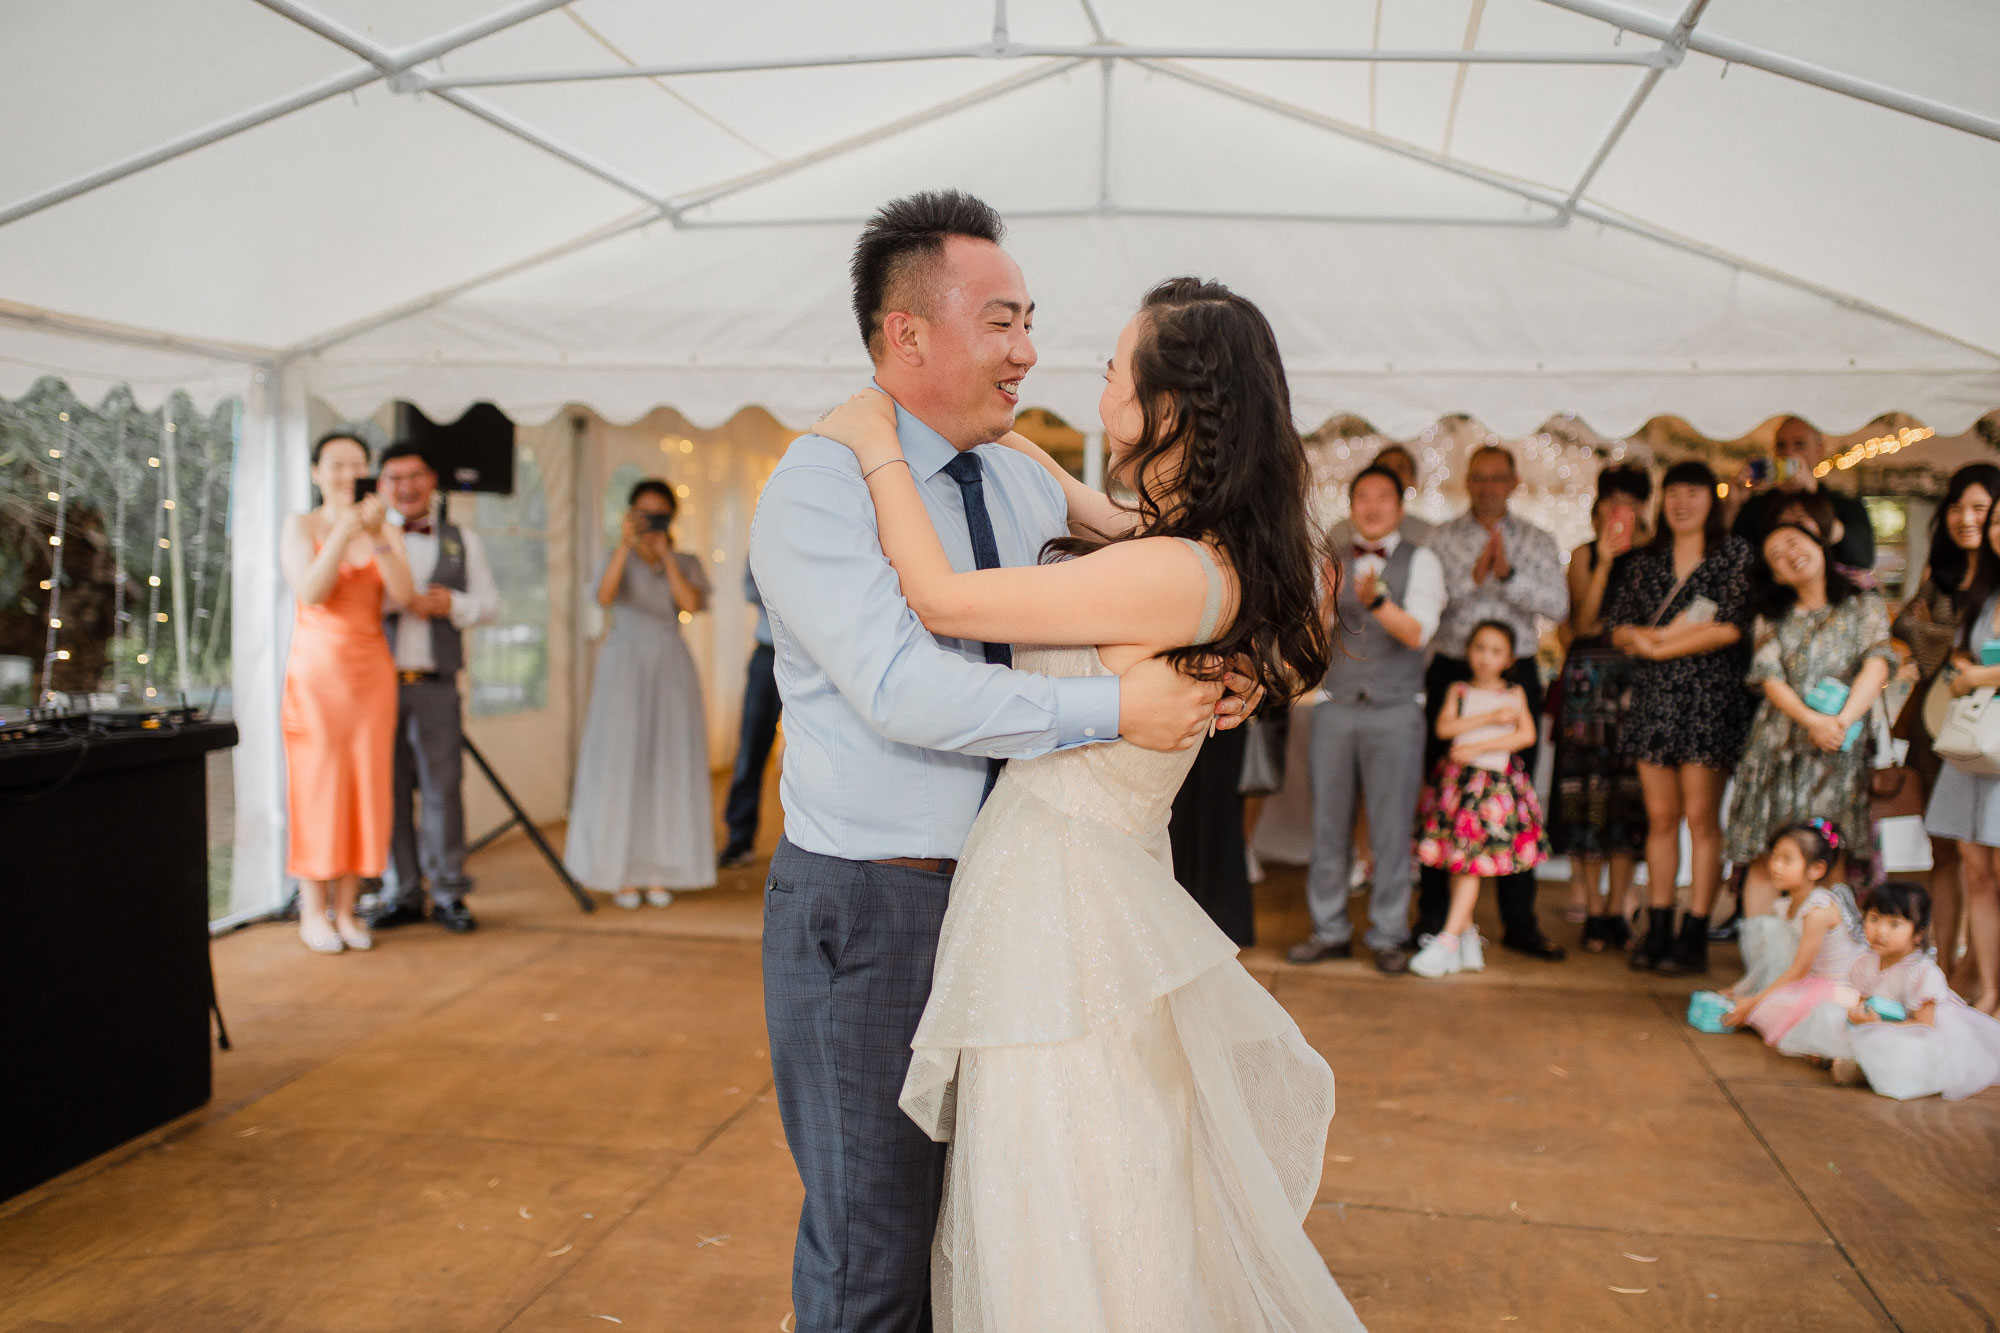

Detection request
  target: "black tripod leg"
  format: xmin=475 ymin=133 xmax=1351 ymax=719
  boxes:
xmin=461 ymin=736 xmax=596 ymax=912
xmin=208 ymin=951 xmax=232 ymax=1052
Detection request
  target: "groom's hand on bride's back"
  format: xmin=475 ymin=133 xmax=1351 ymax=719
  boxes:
xmin=1118 ymin=657 xmax=1228 ymax=752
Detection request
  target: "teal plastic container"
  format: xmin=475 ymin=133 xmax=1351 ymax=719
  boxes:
xmin=1687 ymin=990 xmax=1736 ymax=1033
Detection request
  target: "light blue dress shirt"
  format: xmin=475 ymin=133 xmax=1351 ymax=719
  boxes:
xmin=749 ymin=399 xmax=1122 ymax=860
xmin=743 ymin=564 xmax=772 ymax=647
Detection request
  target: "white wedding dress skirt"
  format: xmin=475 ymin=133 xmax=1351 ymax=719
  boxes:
xmin=900 ymin=645 xmax=1364 ymax=1332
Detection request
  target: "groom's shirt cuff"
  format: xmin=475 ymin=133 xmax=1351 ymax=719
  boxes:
xmin=1056 ymin=675 xmax=1121 ymax=747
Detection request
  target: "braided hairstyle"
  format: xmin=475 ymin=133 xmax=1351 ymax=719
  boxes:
xmin=1044 ymin=277 xmax=1333 ymax=700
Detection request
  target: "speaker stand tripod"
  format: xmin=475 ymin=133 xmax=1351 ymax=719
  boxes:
xmin=463 ymin=735 xmax=595 ymax=912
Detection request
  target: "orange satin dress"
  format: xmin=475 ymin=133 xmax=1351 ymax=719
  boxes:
xmin=282 ymin=552 xmax=397 ymax=880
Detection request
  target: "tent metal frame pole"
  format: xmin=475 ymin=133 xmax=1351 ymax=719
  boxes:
xmin=1538 ymin=0 xmax=2000 ymax=143
xmin=1135 ymin=63 xmax=1998 ymax=362
xmin=288 ymin=61 xmax=1088 ymax=359
xmin=668 ymin=59 xmax=1086 ymax=215
xmin=1134 ymin=59 xmax=1563 ymax=218
xmin=0 ymin=300 xmax=277 ymax=366
xmin=423 ymin=43 xmax=1662 ymax=90
xmin=0 ymin=0 xmax=572 ymax=231
xmin=1076 ymin=0 xmax=1109 ymax=43
xmin=1561 ymin=202 xmax=2000 ymax=363
xmin=1556 ymin=0 xmax=1712 ymax=217
xmin=674 ymin=207 xmax=1559 ymax=230
xmin=1096 ymin=59 xmax=1115 ymax=210
xmin=286 ymin=208 xmax=665 ymax=360
xmin=249 ymin=0 xmax=675 ymax=211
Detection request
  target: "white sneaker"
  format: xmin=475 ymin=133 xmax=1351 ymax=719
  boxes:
xmin=1245 ymin=846 xmax=1265 ymax=886
xmin=645 ymin=888 xmax=674 ymax=908
xmin=613 ymin=890 xmax=642 ymax=911
xmin=1459 ymin=924 xmax=1485 ymax=973
xmin=1409 ymin=932 xmax=1462 ymax=978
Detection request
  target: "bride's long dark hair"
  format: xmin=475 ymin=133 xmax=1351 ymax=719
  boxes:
xmin=1045 ymin=277 xmax=1333 ymax=700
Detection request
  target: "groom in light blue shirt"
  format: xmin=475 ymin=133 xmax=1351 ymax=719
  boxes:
xmin=751 ymin=192 xmax=1227 ymax=1331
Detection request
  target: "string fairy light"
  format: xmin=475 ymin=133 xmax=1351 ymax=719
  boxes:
xmin=1814 ymin=425 xmax=1936 ymax=477
xmin=38 ymin=415 xmax=74 ymax=704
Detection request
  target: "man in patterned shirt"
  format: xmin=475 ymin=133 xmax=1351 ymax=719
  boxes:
xmin=1418 ymin=444 xmax=1570 ymax=959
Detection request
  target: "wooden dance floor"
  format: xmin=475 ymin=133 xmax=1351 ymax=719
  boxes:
xmin=5 ymin=809 xmax=1997 ymax=1331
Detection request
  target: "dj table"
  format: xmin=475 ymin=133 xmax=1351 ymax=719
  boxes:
xmin=0 ymin=719 xmax=237 ymax=1200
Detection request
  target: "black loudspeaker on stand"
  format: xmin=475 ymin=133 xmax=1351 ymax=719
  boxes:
xmin=394 ymin=401 xmax=516 ymax=495
xmin=463 ymin=736 xmax=594 ymax=912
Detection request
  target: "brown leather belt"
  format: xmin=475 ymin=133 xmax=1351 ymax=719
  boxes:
xmin=872 ymin=856 xmax=958 ymax=875
xmin=397 ymin=669 xmax=444 ymax=684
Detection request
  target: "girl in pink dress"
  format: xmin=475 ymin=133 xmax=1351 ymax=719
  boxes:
xmin=1724 ymin=820 xmax=1866 ymax=1048
xmin=1787 ymin=882 xmax=2000 ymax=1099
xmin=1412 ymin=620 xmax=1551 ymax=978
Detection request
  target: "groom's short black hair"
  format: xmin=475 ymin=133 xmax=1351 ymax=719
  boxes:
xmin=851 ymin=190 xmax=1005 ymax=359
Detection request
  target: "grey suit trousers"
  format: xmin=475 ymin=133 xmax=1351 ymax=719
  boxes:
xmin=763 ymin=837 xmax=950 ymax=1333
xmin=1304 ymin=698 xmax=1426 ymax=951
xmin=382 ymin=678 xmax=471 ymax=908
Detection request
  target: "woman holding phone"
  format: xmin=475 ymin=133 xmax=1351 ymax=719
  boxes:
xmin=565 ymin=478 xmax=716 ymax=907
xmin=1550 ymin=466 xmax=1652 ymax=951
xmin=280 ymin=430 xmax=414 ymax=953
xmin=1606 ymin=460 xmax=1755 ymax=975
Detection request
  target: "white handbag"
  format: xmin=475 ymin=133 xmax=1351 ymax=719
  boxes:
xmin=1933 ymin=685 xmax=2000 ymax=776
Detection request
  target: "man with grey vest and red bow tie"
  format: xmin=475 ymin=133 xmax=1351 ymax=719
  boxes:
xmin=1289 ymin=463 xmax=1446 ymax=972
xmin=366 ymin=442 xmax=499 ymax=933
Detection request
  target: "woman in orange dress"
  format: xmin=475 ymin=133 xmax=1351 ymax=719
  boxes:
xmin=280 ymin=432 xmax=413 ymax=953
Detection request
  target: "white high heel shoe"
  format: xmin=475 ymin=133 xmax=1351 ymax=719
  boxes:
xmin=300 ymin=919 xmax=345 ymax=954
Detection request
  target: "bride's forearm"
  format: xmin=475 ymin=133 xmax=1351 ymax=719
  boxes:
xmin=1000 ymin=432 xmax=1132 ymax=535
xmin=865 ymin=461 xmax=961 ymax=619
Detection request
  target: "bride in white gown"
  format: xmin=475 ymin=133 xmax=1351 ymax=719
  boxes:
xmin=818 ymin=277 xmax=1365 ymax=1332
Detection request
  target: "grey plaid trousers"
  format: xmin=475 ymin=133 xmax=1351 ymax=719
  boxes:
xmin=763 ymin=838 xmax=951 ymax=1332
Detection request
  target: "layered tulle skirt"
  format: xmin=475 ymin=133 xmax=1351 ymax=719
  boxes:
xmin=900 ymin=775 xmax=1364 ymax=1332
xmin=1780 ymin=998 xmax=2000 ymax=1100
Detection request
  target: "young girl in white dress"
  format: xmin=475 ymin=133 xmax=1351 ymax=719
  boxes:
xmin=1724 ymin=820 xmax=1866 ymax=1050
xmin=817 ymin=277 xmax=1364 ymax=1330
xmin=1410 ymin=620 xmax=1550 ymax=979
xmin=1785 ymin=881 xmax=2000 ymax=1099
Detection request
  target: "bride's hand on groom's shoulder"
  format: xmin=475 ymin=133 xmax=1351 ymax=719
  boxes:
xmin=817 ymin=390 xmax=902 ymax=471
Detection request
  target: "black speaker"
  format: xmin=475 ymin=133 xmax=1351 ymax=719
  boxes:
xmin=393 ymin=401 xmax=516 ymax=495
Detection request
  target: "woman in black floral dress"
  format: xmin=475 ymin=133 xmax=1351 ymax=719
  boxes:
xmin=1605 ymin=460 xmax=1756 ymax=975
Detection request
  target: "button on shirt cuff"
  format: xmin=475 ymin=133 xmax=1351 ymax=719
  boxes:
xmin=1057 ymin=674 xmax=1121 ymax=746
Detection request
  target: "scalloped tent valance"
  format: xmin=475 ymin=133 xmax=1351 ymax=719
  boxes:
xmin=3 ymin=0 xmax=1998 ymax=438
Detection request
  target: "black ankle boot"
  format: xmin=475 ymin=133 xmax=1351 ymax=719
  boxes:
xmin=1658 ymin=912 xmax=1711 ymax=976
xmin=1629 ymin=908 xmax=1675 ymax=971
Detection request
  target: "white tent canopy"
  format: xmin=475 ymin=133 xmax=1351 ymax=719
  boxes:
xmin=4 ymin=0 xmax=1998 ymax=437
xmin=7 ymin=0 xmax=2000 ymax=925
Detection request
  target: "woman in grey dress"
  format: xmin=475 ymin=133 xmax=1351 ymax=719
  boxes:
xmin=564 ymin=479 xmax=716 ymax=907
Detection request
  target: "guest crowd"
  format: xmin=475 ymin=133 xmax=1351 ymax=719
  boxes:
xmin=279 ymin=432 xmax=727 ymax=953
xmin=274 ymin=419 xmax=2000 ymax=1100
xmin=1248 ymin=415 xmax=2000 ymax=1099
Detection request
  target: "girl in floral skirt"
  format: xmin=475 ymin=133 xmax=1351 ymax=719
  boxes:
xmin=1413 ymin=620 xmax=1551 ymax=977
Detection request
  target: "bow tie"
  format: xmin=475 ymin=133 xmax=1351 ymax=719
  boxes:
xmin=1352 ymin=542 xmax=1388 ymax=559
xmin=403 ymin=516 xmax=434 ymax=535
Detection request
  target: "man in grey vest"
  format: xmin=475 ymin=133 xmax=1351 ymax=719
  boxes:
xmin=367 ymin=443 xmax=499 ymax=933
xmin=1288 ymin=464 xmax=1446 ymax=972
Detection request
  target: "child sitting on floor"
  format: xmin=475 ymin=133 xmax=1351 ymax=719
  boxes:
xmin=1725 ymin=820 xmax=1866 ymax=1051
xmin=1785 ymin=881 xmax=2000 ymax=1099
xmin=1411 ymin=620 xmax=1550 ymax=979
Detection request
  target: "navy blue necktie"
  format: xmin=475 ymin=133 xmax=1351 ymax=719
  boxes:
xmin=943 ymin=450 xmax=1011 ymax=799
